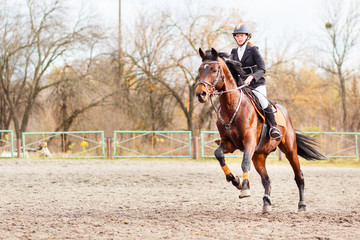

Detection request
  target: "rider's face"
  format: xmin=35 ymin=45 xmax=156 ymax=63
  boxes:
xmin=235 ymin=33 xmax=248 ymax=45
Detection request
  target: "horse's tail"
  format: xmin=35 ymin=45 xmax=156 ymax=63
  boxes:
xmin=296 ymin=132 xmax=327 ymax=160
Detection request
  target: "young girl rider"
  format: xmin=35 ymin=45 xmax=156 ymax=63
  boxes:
xmin=230 ymin=23 xmax=281 ymax=140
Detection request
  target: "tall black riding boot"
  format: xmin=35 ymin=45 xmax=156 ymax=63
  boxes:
xmin=264 ymin=106 xmax=282 ymax=140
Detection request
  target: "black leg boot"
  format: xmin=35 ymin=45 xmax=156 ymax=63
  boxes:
xmin=264 ymin=106 xmax=282 ymax=140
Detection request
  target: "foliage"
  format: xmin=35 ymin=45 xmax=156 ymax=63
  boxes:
xmin=0 ymin=0 xmax=105 ymax=138
xmin=0 ymin=0 xmax=359 ymax=138
xmin=123 ymin=4 xmax=238 ymax=134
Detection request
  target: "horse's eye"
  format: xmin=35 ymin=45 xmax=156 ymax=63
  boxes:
xmin=212 ymin=68 xmax=217 ymax=73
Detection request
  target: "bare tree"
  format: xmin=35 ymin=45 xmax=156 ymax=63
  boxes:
xmin=317 ymin=0 xmax=360 ymax=130
xmin=348 ymin=75 xmax=360 ymax=130
xmin=0 ymin=2 xmax=27 ymax=136
xmin=122 ymin=12 xmax=175 ymax=131
xmin=166 ymin=6 xmax=236 ymax=134
xmin=0 ymin=0 xmax=104 ymax=138
xmin=125 ymin=4 xmax=237 ymax=134
xmin=46 ymin=63 xmax=115 ymax=132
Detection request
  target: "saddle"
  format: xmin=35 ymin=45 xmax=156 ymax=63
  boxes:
xmin=245 ymin=91 xmax=287 ymax=151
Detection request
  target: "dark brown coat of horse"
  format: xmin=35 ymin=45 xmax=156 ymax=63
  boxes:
xmin=196 ymin=48 xmax=326 ymax=213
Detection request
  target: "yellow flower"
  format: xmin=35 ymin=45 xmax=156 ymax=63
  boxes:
xmin=80 ymin=141 xmax=89 ymax=148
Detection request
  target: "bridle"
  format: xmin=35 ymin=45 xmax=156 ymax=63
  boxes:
xmin=196 ymin=60 xmax=224 ymax=93
xmin=196 ymin=59 xmax=247 ymax=131
xmin=196 ymin=60 xmax=246 ymax=96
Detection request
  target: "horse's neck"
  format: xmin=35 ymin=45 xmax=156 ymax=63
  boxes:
xmin=219 ymin=66 xmax=242 ymax=110
xmin=217 ymin=61 xmax=258 ymax=127
xmin=219 ymin=77 xmax=255 ymax=126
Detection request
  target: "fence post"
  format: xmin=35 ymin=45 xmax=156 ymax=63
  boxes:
xmin=355 ymin=134 xmax=359 ymax=160
xmin=17 ymin=138 xmax=21 ymax=158
xmin=193 ymin=136 xmax=198 ymax=159
xmin=107 ymin=137 xmax=112 ymax=159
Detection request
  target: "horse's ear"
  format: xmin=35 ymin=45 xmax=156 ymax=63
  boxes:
xmin=199 ymin=48 xmax=205 ymax=60
xmin=211 ymin=48 xmax=218 ymax=58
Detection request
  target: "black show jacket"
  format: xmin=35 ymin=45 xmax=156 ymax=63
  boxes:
xmin=231 ymin=44 xmax=266 ymax=88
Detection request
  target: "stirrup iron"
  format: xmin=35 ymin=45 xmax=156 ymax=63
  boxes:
xmin=269 ymin=126 xmax=282 ymax=140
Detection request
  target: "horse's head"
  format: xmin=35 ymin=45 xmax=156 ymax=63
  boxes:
xmin=196 ymin=48 xmax=225 ymax=103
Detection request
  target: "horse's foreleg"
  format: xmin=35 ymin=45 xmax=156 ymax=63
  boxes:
xmin=214 ymin=143 xmax=241 ymax=189
xmin=239 ymin=147 xmax=254 ymax=198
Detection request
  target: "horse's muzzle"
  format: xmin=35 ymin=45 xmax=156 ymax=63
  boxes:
xmin=196 ymin=91 xmax=208 ymax=103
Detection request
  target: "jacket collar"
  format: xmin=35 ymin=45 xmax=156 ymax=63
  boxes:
xmin=240 ymin=43 xmax=251 ymax=62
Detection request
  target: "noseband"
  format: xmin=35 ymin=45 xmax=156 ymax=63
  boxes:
xmin=196 ymin=61 xmax=224 ymax=94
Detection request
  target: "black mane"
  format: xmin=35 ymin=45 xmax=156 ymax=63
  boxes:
xmin=203 ymin=50 xmax=246 ymax=86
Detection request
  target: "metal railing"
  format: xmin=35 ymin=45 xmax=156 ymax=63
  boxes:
xmin=200 ymin=131 xmax=360 ymax=159
xmin=22 ymin=131 xmax=105 ymax=158
xmin=304 ymin=131 xmax=359 ymax=159
xmin=113 ymin=130 xmax=192 ymax=158
xmin=1 ymin=130 xmax=358 ymax=159
xmin=0 ymin=130 xmax=14 ymax=157
xmin=200 ymin=130 xmax=276 ymax=158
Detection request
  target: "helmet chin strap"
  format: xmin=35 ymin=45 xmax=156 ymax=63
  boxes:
xmin=234 ymin=35 xmax=251 ymax=47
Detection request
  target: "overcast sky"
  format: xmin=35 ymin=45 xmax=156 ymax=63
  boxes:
xmin=76 ymin=0 xmax=323 ymax=48
xmin=14 ymin=0 xmax=358 ymax=65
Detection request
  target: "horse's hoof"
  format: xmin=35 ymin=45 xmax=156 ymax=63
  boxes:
xmin=262 ymin=195 xmax=272 ymax=213
xmin=298 ymin=205 xmax=307 ymax=212
xmin=232 ymin=176 xmax=242 ymax=190
xmin=298 ymin=201 xmax=307 ymax=211
xmin=239 ymin=189 xmax=251 ymax=198
xmin=262 ymin=204 xmax=271 ymax=214
xmin=226 ymin=173 xmax=235 ymax=182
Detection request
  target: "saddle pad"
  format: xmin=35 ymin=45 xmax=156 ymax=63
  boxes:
xmin=274 ymin=106 xmax=286 ymax=128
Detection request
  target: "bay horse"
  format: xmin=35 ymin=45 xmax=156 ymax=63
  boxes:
xmin=196 ymin=48 xmax=326 ymax=213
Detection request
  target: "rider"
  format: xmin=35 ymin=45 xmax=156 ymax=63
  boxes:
xmin=230 ymin=23 xmax=282 ymax=140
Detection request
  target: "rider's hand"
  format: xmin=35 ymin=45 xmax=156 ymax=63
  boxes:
xmin=244 ymin=75 xmax=254 ymax=86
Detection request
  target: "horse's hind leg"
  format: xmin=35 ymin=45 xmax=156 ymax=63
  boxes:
xmin=214 ymin=143 xmax=241 ymax=189
xmin=253 ymin=153 xmax=272 ymax=213
xmin=279 ymin=142 xmax=307 ymax=211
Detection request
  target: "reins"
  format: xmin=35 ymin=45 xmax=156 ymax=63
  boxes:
xmin=210 ymin=83 xmax=246 ymax=151
xmin=197 ymin=59 xmax=247 ymax=149
xmin=210 ymin=85 xmax=246 ymax=130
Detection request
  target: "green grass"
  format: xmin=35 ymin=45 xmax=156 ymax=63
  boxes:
xmin=194 ymin=156 xmax=360 ymax=168
xmin=159 ymin=156 xmax=360 ymax=168
xmin=264 ymin=157 xmax=360 ymax=168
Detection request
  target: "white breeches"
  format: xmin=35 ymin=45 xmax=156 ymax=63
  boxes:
xmin=251 ymin=85 xmax=269 ymax=109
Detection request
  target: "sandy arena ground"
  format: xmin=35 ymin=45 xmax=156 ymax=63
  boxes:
xmin=0 ymin=158 xmax=359 ymax=240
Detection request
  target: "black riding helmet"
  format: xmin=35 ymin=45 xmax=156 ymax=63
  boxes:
xmin=232 ymin=23 xmax=252 ymax=36
xmin=232 ymin=23 xmax=252 ymax=47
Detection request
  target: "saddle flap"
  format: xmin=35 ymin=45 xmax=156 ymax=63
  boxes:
xmin=247 ymin=93 xmax=286 ymax=128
